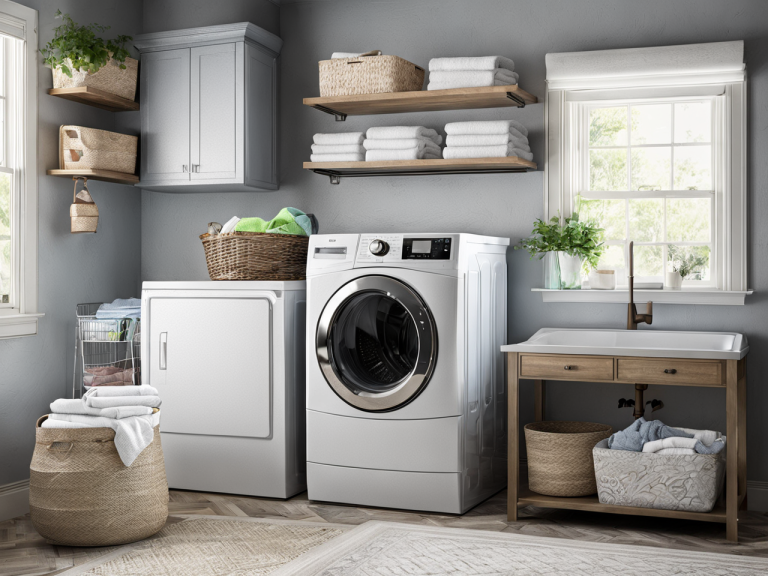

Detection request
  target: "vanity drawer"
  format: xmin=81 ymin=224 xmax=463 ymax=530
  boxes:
xmin=617 ymin=358 xmax=723 ymax=386
xmin=520 ymin=355 xmax=614 ymax=381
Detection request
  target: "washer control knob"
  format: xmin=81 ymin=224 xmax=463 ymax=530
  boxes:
xmin=369 ymin=239 xmax=389 ymax=256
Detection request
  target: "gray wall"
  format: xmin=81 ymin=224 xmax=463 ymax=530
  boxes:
xmin=0 ymin=1 xmax=142 ymax=486
xmin=142 ymin=0 xmax=279 ymax=37
xmin=141 ymin=0 xmax=768 ymax=487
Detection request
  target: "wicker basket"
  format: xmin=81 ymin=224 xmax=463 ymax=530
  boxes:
xmin=200 ymin=232 xmax=309 ymax=281
xmin=319 ymin=55 xmax=425 ymax=97
xmin=52 ymin=57 xmax=138 ymax=101
xmin=525 ymin=421 xmax=613 ymax=497
xmin=29 ymin=413 xmax=168 ymax=546
xmin=70 ymin=178 xmax=99 ymax=234
xmin=60 ymin=125 xmax=138 ymax=175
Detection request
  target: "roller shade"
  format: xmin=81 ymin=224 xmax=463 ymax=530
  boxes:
xmin=0 ymin=12 xmax=26 ymax=40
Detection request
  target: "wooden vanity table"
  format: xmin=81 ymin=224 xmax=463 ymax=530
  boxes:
xmin=504 ymin=345 xmax=748 ymax=542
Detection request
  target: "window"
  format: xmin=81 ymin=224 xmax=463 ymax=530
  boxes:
xmin=0 ymin=0 xmax=39 ymax=338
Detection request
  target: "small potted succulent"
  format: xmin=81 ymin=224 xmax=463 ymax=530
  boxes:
xmin=40 ymin=11 xmax=137 ymax=101
xmin=666 ymin=246 xmax=708 ymax=289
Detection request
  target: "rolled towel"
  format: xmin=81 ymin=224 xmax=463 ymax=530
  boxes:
xmin=51 ymin=398 xmax=154 ymax=419
xmin=656 ymin=448 xmax=697 ymax=455
xmin=446 ymin=133 xmax=529 ymax=150
xmin=363 ymin=137 xmax=441 ymax=151
xmin=445 ymin=120 xmax=528 ymax=137
xmin=310 ymin=153 xmax=364 ymax=162
xmin=332 ymin=50 xmax=382 ymax=59
xmin=310 ymin=144 xmax=366 ymax=154
xmin=313 ymin=132 xmax=365 ymax=146
xmin=221 ymin=216 xmax=240 ymax=234
xmin=429 ymin=56 xmax=515 ymax=72
xmin=366 ymin=126 xmax=442 ymax=145
xmin=365 ymin=148 xmax=442 ymax=161
xmin=642 ymin=436 xmax=725 ymax=455
xmin=442 ymin=145 xmax=533 ymax=161
xmin=428 ymin=69 xmax=518 ymax=88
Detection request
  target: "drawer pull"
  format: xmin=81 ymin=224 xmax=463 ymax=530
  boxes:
xmin=564 ymin=365 xmax=572 ymax=370
xmin=664 ymin=368 xmax=677 ymax=374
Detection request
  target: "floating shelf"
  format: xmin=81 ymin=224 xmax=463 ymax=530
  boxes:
xmin=303 ymin=85 xmax=537 ymax=120
xmin=48 ymin=87 xmax=139 ymax=112
xmin=304 ymin=157 xmax=536 ymax=184
xmin=47 ymin=169 xmax=139 ymax=185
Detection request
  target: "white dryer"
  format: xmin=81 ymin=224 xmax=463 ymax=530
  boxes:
xmin=306 ymin=233 xmax=508 ymax=514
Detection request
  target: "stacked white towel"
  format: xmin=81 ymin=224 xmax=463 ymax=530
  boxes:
xmin=42 ymin=385 xmax=162 ymax=466
xmin=427 ymin=56 xmax=518 ymax=91
xmin=363 ymin=126 xmax=443 ymax=161
xmin=311 ymin=132 xmax=366 ymax=162
xmin=443 ymin=120 xmax=533 ymax=161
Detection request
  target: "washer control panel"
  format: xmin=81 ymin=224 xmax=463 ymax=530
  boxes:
xmin=402 ymin=237 xmax=452 ymax=260
xmin=357 ymin=234 xmax=403 ymax=262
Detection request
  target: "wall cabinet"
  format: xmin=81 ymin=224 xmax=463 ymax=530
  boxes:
xmin=135 ymin=23 xmax=282 ymax=191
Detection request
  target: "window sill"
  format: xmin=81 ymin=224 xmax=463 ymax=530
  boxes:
xmin=0 ymin=312 xmax=44 ymax=339
xmin=532 ymin=289 xmax=753 ymax=306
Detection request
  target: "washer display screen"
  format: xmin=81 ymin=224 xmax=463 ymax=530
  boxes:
xmin=402 ymin=238 xmax=452 ymax=260
xmin=411 ymin=240 xmax=431 ymax=254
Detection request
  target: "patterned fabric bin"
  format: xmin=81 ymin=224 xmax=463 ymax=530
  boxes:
xmin=593 ymin=438 xmax=726 ymax=513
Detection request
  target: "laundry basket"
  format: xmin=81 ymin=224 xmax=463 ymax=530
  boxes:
xmin=319 ymin=55 xmax=425 ymax=97
xmin=60 ymin=125 xmax=138 ymax=174
xmin=29 ymin=413 xmax=168 ymax=546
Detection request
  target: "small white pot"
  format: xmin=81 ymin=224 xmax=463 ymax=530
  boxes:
xmin=589 ymin=269 xmax=616 ymax=290
xmin=666 ymin=270 xmax=683 ymax=289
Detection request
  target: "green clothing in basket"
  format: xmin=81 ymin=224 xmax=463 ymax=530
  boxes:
xmin=235 ymin=207 xmax=312 ymax=236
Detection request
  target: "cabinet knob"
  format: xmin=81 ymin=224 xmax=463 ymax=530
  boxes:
xmin=182 ymin=164 xmax=188 ymax=173
xmin=664 ymin=368 xmax=677 ymax=374
xmin=563 ymin=365 xmax=572 ymax=370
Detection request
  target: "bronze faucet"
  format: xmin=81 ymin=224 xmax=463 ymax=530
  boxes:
xmin=627 ymin=241 xmax=653 ymax=330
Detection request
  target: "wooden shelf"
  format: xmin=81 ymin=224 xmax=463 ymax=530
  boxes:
xmin=304 ymin=157 xmax=536 ymax=183
xmin=47 ymin=169 xmax=139 ymax=185
xmin=303 ymin=85 xmax=537 ymax=119
xmin=48 ymin=87 xmax=139 ymax=112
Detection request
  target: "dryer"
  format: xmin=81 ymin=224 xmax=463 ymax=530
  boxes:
xmin=306 ymin=233 xmax=508 ymax=514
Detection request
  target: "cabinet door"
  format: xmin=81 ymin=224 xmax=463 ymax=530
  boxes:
xmin=141 ymin=49 xmax=191 ymax=182
xmin=190 ymin=43 xmax=241 ymax=181
xmin=147 ymin=296 xmax=272 ymax=439
xmin=245 ymin=44 xmax=277 ymax=187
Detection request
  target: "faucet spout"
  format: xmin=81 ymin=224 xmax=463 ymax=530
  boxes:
xmin=627 ymin=241 xmax=653 ymax=330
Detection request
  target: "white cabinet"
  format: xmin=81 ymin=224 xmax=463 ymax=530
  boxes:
xmin=135 ymin=23 xmax=282 ymax=191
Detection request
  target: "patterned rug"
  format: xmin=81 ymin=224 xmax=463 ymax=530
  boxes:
xmin=60 ymin=516 xmax=349 ymax=576
xmin=272 ymin=521 xmax=768 ymax=576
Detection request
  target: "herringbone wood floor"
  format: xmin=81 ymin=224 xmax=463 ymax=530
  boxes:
xmin=2 ymin=489 xmax=768 ymax=576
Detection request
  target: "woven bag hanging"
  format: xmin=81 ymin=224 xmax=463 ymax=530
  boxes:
xmin=70 ymin=177 xmax=99 ymax=234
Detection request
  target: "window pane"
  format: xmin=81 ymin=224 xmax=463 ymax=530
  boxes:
xmin=631 ymin=147 xmax=671 ymax=191
xmin=668 ymin=245 xmax=711 ymax=281
xmin=590 ymin=149 xmax=627 ymax=191
xmin=631 ymin=104 xmax=672 ymax=145
xmin=579 ymin=198 xmax=625 ymax=241
xmin=0 ymin=172 xmax=10 ymax=302
xmin=629 ymin=198 xmax=663 ymax=242
xmin=634 ymin=245 xmax=663 ymax=278
xmin=674 ymin=145 xmax=711 ymax=190
xmin=596 ymin=244 xmax=627 ymax=278
xmin=667 ymin=198 xmax=711 ymax=242
xmin=589 ymin=106 xmax=628 ymax=146
xmin=674 ymin=102 xmax=711 ymax=143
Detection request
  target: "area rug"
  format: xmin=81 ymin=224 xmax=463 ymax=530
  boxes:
xmin=60 ymin=515 xmax=351 ymax=575
xmin=272 ymin=521 xmax=768 ymax=576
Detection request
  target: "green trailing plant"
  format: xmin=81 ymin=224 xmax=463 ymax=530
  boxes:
xmin=40 ymin=10 xmax=132 ymax=78
xmin=668 ymin=245 xmax=709 ymax=279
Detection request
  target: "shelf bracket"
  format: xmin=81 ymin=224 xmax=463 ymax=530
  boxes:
xmin=329 ymin=173 xmax=341 ymax=184
xmin=312 ymin=104 xmax=348 ymax=121
xmin=506 ymin=92 xmax=526 ymax=108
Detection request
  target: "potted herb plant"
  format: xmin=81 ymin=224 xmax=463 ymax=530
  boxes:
xmin=666 ymin=245 xmax=708 ymax=289
xmin=40 ymin=11 xmax=137 ymax=101
xmin=517 ymin=211 xmax=604 ymax=290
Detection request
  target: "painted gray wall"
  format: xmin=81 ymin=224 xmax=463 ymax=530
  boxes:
xmin=140 ymin=0 xmax=768 ymax=487
xmin=0 ymin=1 xmax=142 ymax=486
xmin=142 ymin=0 xmax=279 ymax=37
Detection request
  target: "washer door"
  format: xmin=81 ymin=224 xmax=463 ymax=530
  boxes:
xmin=316 ymin=275 xmax=437 ymax=412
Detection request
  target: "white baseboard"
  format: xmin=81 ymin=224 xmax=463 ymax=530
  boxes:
xmin=0 ymin=480 xmax=30 ymax=521
xmin=747 ymin=481 xmax=768 ymax=512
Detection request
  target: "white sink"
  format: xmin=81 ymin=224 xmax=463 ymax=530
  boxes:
xmin=501 ymin=328 xmax=748 ymax=360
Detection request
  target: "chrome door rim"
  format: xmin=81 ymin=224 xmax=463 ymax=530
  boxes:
xmin=316 ymin=275 xmax=437 ymax=412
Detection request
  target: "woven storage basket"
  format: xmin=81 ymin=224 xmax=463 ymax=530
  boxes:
xmin=29 ymin=413 xmax=168 ymax=547
xmin=593 ymin=438 xmax=726 ymax=512
xmin=60 ymin=125 xmax=138 ymax=174
xmin=200 ymin=232 xmax=309 ymax=281
xmin=525 ymin=421 xmax=613 ymax=497
xmin=52 ymin=57 xmax=138 ymax=101
xmin=319 ymin=55 xmax=425 ymax=97
xmin=70 ymin=178 xmax=99 ymax=233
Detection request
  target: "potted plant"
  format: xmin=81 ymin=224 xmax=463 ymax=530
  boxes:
xmin=667 ymin=246 xmax=708 ymax=289
xmin=517 ymin=210 xmax=604 ymax=290
xmin=40 ymin=11 xmax=137 ymax=101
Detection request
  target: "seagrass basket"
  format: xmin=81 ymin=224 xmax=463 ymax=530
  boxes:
xmin=70 ymin=178 xmax=99 ymax=234
xmin=52 ymin=57 xmax=138 ymax=101
xmin=29 ymin=413 xmax=168 ymax=546
xmin=525 ymin=421 xmax=613 ymax=497
xmin=319 ymin=55 xmax=425 ymax=97
xmin=200 ymin=232 xmax=309 ymax=281
xmin=60 ymin=125 xmax=138 ymax=175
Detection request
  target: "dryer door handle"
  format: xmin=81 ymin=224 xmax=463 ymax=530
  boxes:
xmin=159 ymin=332 xmax=167 ymax=370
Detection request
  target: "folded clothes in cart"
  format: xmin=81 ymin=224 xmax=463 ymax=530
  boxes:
xmin=84 ymin=366 xmax=136 ymax=387
xmin=95 ymin=298 xmax=141 ymax=319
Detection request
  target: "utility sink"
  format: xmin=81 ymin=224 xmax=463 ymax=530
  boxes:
xmin=501 ymin=328 xmax=749 ymax=360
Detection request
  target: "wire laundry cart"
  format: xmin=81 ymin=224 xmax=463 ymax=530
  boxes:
xmin=71 ymin=303 xmax=141 ymax=399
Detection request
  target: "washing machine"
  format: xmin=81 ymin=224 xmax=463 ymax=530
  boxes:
xmin=306 ymin=233 xmax=509 ymax=514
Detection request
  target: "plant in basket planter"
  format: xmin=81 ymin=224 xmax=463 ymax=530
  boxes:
xmin=40 ymin=10 xmax=137 ymax=101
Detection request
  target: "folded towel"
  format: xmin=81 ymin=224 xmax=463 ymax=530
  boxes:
xmin=444 ymin=120 xmax=528 ymax=137
xmin=363 ymin=137 xmax=441 ymax=151
xmin=428 ymin=70 xmax=519 ymax=91
xmin=95 ymin=298 xmax=141 ymax=320
xmin=313 ymin=132 xmax=365 ymax=145
xmin=446 ymin=133 xmax=529 ymax=150
xmin=311 ymin=144 xmax=366 ymax=154
xmin=85 ymin=385 xmax=159 ymax=397
xmin=429 ymin=78 xmax=517 ymax=90
xmin=331 ymin=51 xmax=382 ymax=59
xmin=365 ymin=126 xmax=442 ymax=145
xmin=442 ymin=146 xmax=533 ymax=161
xmin=85 ymin=394 xmax=162 ymax=409
xmin=235 ymin=207 xmax=312 ymax=236
xmin=51 ymin=398 xmax=153 ymax=419
xmin=642 ymin=436 xmax=725 ymax=455
xmin=41 ymin=420 xmax=93 ymax=429
xmin=429 ymin=56 xmax=515 ymax=72
xmin=310 ymin=153 xmax=365 ymax=162
xmin=221 ymin=216 xmax=240 ymax=234
xmin=365 ymin=148 xmax=442 ymax=161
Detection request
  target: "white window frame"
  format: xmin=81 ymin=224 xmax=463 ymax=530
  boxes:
xmin=0 ymin=0 xmax=40 ymax=338
xmin=541 ymin=41 xmax=750 ymax=305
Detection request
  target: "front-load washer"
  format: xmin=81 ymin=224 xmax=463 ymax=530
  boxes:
xmin=306 ymin=233 xmax=509 ymax=514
